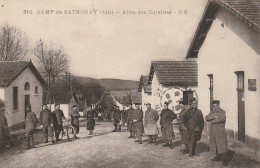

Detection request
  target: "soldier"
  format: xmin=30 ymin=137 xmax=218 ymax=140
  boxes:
xmin=178 ymin=101 xmax=189 ymax=153
xmin=0 ymin=99 xmax=11 ymax=149
xmin=40 ymin=104 xmax=55 ymax=143
xmin=121 ymin=107 xmax=127 ymax=127
xmin=71 ymin=105 xmax=80 ymax=139
xmin=205 ymin=100 xmax=229 ymax=166
xmin=86 ymin=108 xmax=95 ymax=135
xmin=133 ymin=103 xmax=144 ymax=144
xmin=160 ymin=101 xmax=177 ymax=149
xmin=144 ymin=103 xmax=159 ymax=145
xmin=53 ymin=104 xmax=66 ymax=141
xmin=112 ymin=105 xmax=121 ymax=132
xmin=25 ymin=104 xmax=38 ymax=149
xmin=182 ymin=100 xmax=204 ymax=157
xmin=126 ymin=103 xmax=135 ymax=138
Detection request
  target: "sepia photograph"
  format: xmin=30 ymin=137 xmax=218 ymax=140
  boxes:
xmin=0 ymin=0 xmax=259 ymax=167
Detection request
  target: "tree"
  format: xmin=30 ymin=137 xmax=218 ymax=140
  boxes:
xmin=0 ymin=24 xmax=28 ymax=61
xmin=33 ymin=39 xmax=69 ymax=103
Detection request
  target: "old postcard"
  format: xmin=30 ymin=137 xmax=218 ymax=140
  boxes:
xmin=0 ymin=0 xmax=259 ymax=167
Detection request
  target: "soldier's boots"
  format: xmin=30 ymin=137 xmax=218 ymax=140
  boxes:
xmin=169 ymin=140 xmax=174 ymax=149
xmin=154 ymin=140 xmax=158 ymax=145
xmin=112 ymin=126 xmax=117 ymax=132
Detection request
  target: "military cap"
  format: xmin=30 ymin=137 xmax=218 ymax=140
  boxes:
xmin=213 ymin=100 xmax=220 ymax=104
xmin=55 ymin=103 xmax=60 ymax=106
xmin=134 ymin=103 xmax=141 ymax=105
xmin=146 ymin=103 xmax=151 ymax=105
xmin=73 ymin=105 xmax=77 ymax=108
xmin=164 ymin=101 xmax=170 ymax=105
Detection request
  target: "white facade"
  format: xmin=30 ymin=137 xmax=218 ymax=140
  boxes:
xmin=0 ymin=67 xmax=44 ymax=127
xmin=196 ymin=8 xmax=260 ymax=141
xmin=141 ymin=87 xmax=152 ymax=112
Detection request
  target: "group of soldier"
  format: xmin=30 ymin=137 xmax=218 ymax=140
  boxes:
xmin=124 ymin=100 xmax=229 ymax=166
xmin=24 ymin=103 xmax=81 ymax=149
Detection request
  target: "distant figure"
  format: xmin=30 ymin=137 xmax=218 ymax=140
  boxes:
xmin=86 ymin=109 xmax=95 ymax=135
xmin=53 ymin=104 xmax=66 ymax=142
xmin=121 ymin=107 xmax=127 ymax=127
xmin=182 ymin=100 xmax=204 ymax=157
xmin=71 ymin=105 xmax=80 ymax=139
xmin=126 ymin=103 xmax=135 ymax=138
xmin=205 ymin=100 xmax=229 ymax=166
xmin=160 ymin=101 xmax=177 ymax=149
xmin=144 ymin=103 xmax=159 ymax=145
xmin=25 ymin=104 xmax=37 ymax=149
xmin=112 ymin=105 xmax=121 ymax=132
xmin=133 ymin=103 xmax=144 ymax=144
xmin=40 ymin=104 xmax=55 ymax=144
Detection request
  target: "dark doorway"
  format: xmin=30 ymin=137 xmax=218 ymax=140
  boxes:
xmin=25 ymin=95 xmax=30 ymax=120
xmin=235 ymin=71 xmax=245 ymax=142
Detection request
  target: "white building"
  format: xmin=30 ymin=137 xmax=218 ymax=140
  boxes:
xmin=186 ymin=0 xmax=260 ymax=151
xmin=0 ymin=61 xmax=46 ymax=128
xmin=138 ymin=75 xmax=152 ymax=112
xmin=148 ymin=61 xmax=198 ymax=114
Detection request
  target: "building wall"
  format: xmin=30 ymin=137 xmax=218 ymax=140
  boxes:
xmin=3 ymin=67 xmax=44 ymax=127
xmin=141 ymin=87 xmax=152 ymax=112
xmin=197 ymin=8 xmax=260 ymax=141
xmin=0 ymin=88 xmax=4 ymax=101
xmin=151 ymin=73 xmax=197 ymax=114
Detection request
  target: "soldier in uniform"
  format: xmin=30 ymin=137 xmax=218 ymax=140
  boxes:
xmin=25 ymin=104 xmax=38 ymax=149
xmin=127 ymin=103 xmax=135 ymax=138
xmin=86 ymin=108 xmax=95 ymax=135
xmin=144 ymin=103 xmax=159 ymax=145
xmin=121 ymin=107 xmax=127 ymax=127
xmin=53 ymin=104 xmax=66 ymax=141
xmin=133 ymin=103 xmax=144 ymax=144
xmin=205 ymin=100 xmax=229 ymax=166
xmin=40 ymin=104 xmax=55 ymax=143
xmin=112 ymin=105 xmax=121 ymax=132
xmin=182 ymin=100 xmax=204 ymax=157
xmin=160 ymin=102 xmax=177 ymax=149
xmin=71 ymin=105 xmax=80 ymax=139
xmin=178 ymin=101 xmax=190 ymax=153
xmin=0 ymin=99 xmax=11 ymax=149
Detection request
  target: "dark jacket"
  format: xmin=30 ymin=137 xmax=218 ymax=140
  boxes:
xmin=133 ymin=108 xmax=144 ymax=136
xmin=40 ymin=109 xmax=53 ymax=126
xmin=25 ymin=111 xmax=38 ymax=130
xmin=71 ymin=109 xmax=80 ymax=125
xmin=127 ymin=108 xmax=135 ymax=122
xmin=160 ymin=109 xmax=177 ymax=127
xmin=87 ymin=110 xmax=95 ymax=130
xmin=53 ymin=109 xmax=65 ymax=125
xmin=113 ymin=109 xmax=121 ymax=120
xmin=183 ymin=107 xmax=204 ymax=141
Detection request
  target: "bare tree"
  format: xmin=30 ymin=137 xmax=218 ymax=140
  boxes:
xmin=0 ymin=24 xmax=28 ymax=61
xmin=33 ymin=39 xmax=69 ymax=103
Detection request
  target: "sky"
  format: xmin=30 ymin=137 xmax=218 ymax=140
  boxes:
xmin=0 ymin=0 xmax=207 ymax=81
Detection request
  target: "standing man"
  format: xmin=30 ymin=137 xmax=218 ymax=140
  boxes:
xmin=112 ymin=105 xmax=121 ymax=132
xmin=121 ymin=107 xmax=127 ymax=127
xmin=53 ymin=104 xmax=66 ymax=142
xmin=40 ymin=104 xmax=55 ymax=144
xmin=71 ymin=105 xmax=80 ymax=139
xmin=133 ymin=103 xmax=144 ymax=144
xmin=160 ymin=102 xmax=177 ymax=149
xmin=144 ymin=103 xmax=159 ymax=145
xmin=178 ymin=101 xmax=190 ymax=153
xmin=25 ymin=104 xmax=37 ymax=149
xmin=86 ymin=108 xmax=95 ymax=135
xmin=205 ymin=100 xmax=229 ymax=166
xmin=0 ymin=99 xmax=11 ymax=149
xmin=182 ymin=100 xmax=204 ymax=157
xmin=127 ymin=103 xmax=135 ymax=138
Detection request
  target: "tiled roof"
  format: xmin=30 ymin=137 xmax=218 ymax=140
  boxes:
xmin=144 ymin=84 xmax=151 ymax=94
xmin=187 ymin=0 xmax=260 ymax=58
xmin=138 ymin=75 xmax=149 ymax=92
xmin=149 ymin=61 xmax=198 ymax=87
xmin=213 ymin=0 xmax=260 ymax=29
xmin=0 ymin=61 xmax=46 ymax=87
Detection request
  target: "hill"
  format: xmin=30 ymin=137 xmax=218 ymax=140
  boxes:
xmin=72 ymin=76 xmax=139 ymax=91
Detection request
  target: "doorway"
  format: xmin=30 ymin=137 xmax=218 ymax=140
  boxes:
xmin=25 ymin=95 xmax=30 ymax=120
xmin=235 ymin=71 xmax=245 ymax=142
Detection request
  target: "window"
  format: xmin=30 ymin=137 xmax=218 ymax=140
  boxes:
xmin=24 ymin=82 xmax=30 ymax=91
xmin=183 ymin=91 xmax=194 ymax=105
xmin=13 ymin=87 xmax=18 ymax=110
xmin=35 ymin=87 xmax=39 ymax=95
xmin=235 ymin=71 xmax=244 ymax=90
